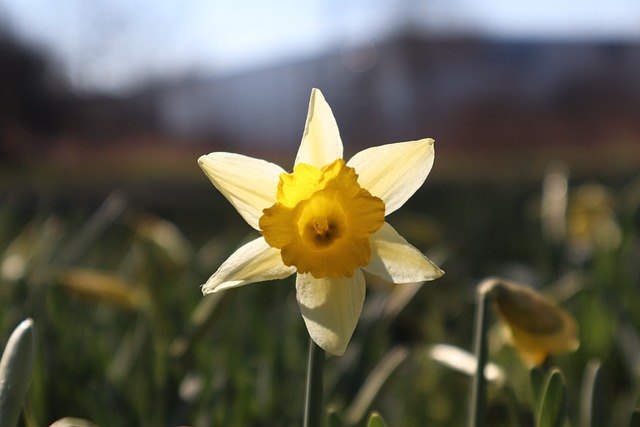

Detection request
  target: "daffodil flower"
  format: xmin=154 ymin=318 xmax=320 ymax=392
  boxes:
xmin=198 ymin=88 xmax=443 ymax=356
xmin=483 ymin=279 xmax=580 ymax=366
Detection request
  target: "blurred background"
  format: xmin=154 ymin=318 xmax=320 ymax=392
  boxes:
xmin=2 ymin=0 xmax=640 ymax=191
xmin=1 ymin=1 xmax=640 ymax=426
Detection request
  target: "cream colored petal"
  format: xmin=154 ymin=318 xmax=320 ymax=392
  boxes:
xmin=347 ymin=138 xmax=435 ymax=215
xmin=198 ymin=153 xmax=284 ymax=230
xmin=295 ymin=88 xmax=343 ymax=168
xmin=363 ymin=222 xmax=443 ymax=283
xmin=202 ymin=237 xmax=295 ymax=294
xmin=296 ymin=270 xmax=365 ymax=356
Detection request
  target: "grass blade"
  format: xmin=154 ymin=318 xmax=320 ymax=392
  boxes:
xmin=537 ymin=368 xmax=567 ymax=427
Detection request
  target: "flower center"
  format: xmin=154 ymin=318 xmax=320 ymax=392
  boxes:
xmin=312 ymin=217 xmax=328 ymax=234
xmin=259 ymin=159 xmax=385 ymax=278
xmin=297 ymin=193 xmax=346 ymax=249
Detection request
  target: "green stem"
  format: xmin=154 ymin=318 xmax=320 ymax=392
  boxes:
xmin=303 ymin=338 xmax=325 ymax=427
xmin=469 ymin=287 xmax=491 ymax=427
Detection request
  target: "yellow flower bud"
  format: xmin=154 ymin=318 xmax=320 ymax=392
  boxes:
xmin=482 ymin=279 xmax=579 ymax=366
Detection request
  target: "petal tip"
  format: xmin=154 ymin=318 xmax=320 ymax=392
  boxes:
xmin=310 ymin=87 xmax=324 ymax=99
xmin=419 ymin=137 xmax=435 ymax=150
xmin=326 ymin=344 xmax=347 ymax=357
xmin=417 ymin=264 xmax=445 ymax=282
xmin=197 ymin=154 xmax=212 ymax=171
xmin=201 ymin=283 xmax=217 ymax=295
xmin=313 ymin=336 xmax=347 ymax=356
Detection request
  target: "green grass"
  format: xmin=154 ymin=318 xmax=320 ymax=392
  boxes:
xmin=1 ymin=171 xmax=639 ymax=426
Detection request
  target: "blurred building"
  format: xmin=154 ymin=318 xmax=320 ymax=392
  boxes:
xmin=153 ymin=33 xmax=640 ymax=162
xmin=2 ymin=30 xmax=640 ymax=178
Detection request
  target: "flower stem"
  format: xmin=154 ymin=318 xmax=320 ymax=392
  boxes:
xmin=303 ymin=338 xmax=325 ymax=427
xmin=469 ymin=285 xmax=491 ymax=427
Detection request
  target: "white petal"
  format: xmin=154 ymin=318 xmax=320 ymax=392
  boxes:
xmin=347 ymin=139 xmax=435 ymax=215
xmin=295 ymin=88 xmax=343 ymax=168
xmin=296 ymin=271 xmax=365 ymax=356
xmin=202 ymin=237 xmax=295 ymax=294
xmin=198 ymin=153 xmax=284 ymax=230
xmin=363 ymin=222 xmax=443 ymax=283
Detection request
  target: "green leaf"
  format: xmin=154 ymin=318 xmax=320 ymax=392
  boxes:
xmin=367 ymin=411 xmax=388 ymax=427
xmin=0 ymin=319 xmax=37 ymax=427
xmin=530 ymin=367 xmax=546 ymax=408
xmin=629 ymin=410 xmax=640 ymax=427
xmin=537 ymin=369 xmax=567 ymax=427
xmin=579 ymin=359 xmax=610 ymax=427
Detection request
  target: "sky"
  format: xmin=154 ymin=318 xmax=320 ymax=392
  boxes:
xmin=2 ymin=0 xmax=640 ymax=93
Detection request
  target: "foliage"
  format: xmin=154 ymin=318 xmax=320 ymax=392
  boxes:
xmin=1 ymin=170 xmax=639 ymax=426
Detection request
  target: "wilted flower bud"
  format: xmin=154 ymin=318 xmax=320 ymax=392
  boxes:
xmin=57 ymin=268 xmax=142 ymax=310
xmin=481 ymin=279 xmax=579 ymax=366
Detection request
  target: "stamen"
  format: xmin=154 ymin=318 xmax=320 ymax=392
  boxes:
xmin=312 ymin=217 xmax=329 ymax=235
